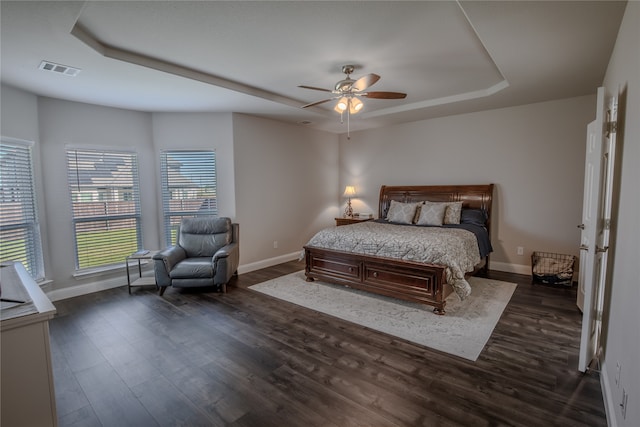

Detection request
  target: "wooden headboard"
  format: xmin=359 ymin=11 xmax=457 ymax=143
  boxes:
xmin=378 ymin=184 xmax=495 ymax=235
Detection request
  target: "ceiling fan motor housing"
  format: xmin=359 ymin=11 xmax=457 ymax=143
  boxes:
xmin=335 ymin=65 xmax=356 ymax=92
xmin=335 ymin=79 xmax=354 ymax=92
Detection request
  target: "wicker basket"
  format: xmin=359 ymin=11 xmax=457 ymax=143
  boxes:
xmin=531 ymin=251 xmax=575 ymax=286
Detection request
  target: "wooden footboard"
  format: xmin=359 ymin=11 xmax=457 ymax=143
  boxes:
xmin=304 ymin=246 xmax=453 ymax=314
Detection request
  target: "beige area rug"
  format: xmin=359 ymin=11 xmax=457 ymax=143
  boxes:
xmin=250 ymin=271 xmax=517 ymax=361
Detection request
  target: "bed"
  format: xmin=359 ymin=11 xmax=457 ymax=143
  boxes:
xmin=304 ymin=184 xmax=494 ymax=314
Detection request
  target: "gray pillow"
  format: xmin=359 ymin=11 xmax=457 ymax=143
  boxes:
xmin=460 ymin=209 xmax=487 ymax=226
xmin=415 ymin=201 xmax=447 ymax=226
xmin=386 ymin=200 xmax=421 ymax=224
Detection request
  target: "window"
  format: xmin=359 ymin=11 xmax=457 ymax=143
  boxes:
xmin=160 ymin=150 xmax=217 ymax=245
xmin=66 ymin=148 xmax=142 ymax=270
xmin=0 ymin=138 xmax=44 ymax=279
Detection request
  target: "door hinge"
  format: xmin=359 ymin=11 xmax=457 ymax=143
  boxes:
xmin=606 ymin=120 xmax=617 ymax=136
xmin=604 ymin=219 xmax=611 ymax=230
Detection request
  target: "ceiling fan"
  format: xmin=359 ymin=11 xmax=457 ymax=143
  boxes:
xmin=299 ymin=65 xmax=407 ymax=113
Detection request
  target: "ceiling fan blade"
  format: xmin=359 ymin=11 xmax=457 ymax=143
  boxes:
xmin=363 ymin=91 xmax=407 ymax=99
xmin=352 ymin=73 xmax=380 ymax=92
xmin=301 ymin=98 xmax=334 ymax=108
xmin=298 ymin=85 xmax=333 ymax=93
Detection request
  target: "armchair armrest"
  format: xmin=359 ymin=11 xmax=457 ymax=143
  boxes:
xmin=153 ymin=246 xmax=187 ymax=287
xmin=212 ymin=241 xmax=240 ymax=286
xmin=154 ymin=246 xmax=187 ymax=270
xmin=212 ymin=223 xmax=239 ymax=267
xmin=212 ymin=241 xmax=237 ymax=263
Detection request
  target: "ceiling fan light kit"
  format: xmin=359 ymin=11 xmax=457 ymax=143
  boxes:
xmin=334 ymin=96 xmax=363 ymax=114
xmin=299 ymin=64 xmax=407 ymax=138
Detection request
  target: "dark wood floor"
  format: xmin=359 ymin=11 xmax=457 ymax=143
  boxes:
xmin=50 ymin=261 xmax=606 ymax=427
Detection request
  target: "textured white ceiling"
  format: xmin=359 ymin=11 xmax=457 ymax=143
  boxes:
xmin=0 ymin=1 xmax=627 ymax=134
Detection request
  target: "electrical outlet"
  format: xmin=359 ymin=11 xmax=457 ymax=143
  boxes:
xmin=273 ymin=240 xmax=278 ymax=249
xmin=517 ymin=246 xmax=524 ymax=256
xmin=621 ymin=388 xmax=628 ymax=419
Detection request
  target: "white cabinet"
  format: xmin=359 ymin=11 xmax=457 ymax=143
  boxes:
xmin=1 ymin=262 xmax=57 ymax=427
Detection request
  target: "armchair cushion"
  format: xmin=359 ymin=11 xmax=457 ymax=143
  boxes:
xmin=170 ymin=257 xmax=214 ymax=278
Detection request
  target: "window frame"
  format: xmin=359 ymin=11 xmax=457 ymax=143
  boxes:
xmin=0 ymin=137 xmax=45 ymax=280
xmin=66 ymin=146 xmax=143 ymax=272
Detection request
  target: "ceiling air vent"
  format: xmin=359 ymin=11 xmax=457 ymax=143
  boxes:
xmin=38 ymin=60 xmax=81 ymax=77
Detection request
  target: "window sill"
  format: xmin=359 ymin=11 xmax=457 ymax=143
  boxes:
xmin=72 ymin=260 xmax=152 ymax=280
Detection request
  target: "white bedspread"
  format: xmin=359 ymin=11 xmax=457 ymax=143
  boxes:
xmin=305 ymin=221 xmax=481 ymax=299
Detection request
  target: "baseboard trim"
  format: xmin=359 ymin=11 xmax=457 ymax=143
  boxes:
xmin=237 ymin=251 xmax=302 ymax=275
xmin=48 ymin=251 xmax=304 ymax=301
xmin=600 ymin=360 xmax=617 ymax=427
xmin=490 ymin=261 xmax=531 ymax=276
xmin=46 ymin=256 xmax=541 ymax=301
xmin=47 ymin=275 xmax=134 ymax=302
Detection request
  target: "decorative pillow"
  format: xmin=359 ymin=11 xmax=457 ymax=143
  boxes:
xmin=386 ymin=200 xmax=421 ymax=224
xmin=443 ymin=201 xmax=463 ymax=224
xmin=423 ymin=201 xmax=463 ymax=224
xmin=460 ymin=209 xmax=487 ymax=227
xmin=415 ymin=201 xmax=447 ymax=226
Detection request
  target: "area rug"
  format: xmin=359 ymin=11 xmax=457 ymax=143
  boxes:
xmin=250 ymin=271 xmax=517 ymax=361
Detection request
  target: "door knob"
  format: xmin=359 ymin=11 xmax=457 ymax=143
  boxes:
xmin=577 ymin=224 xmax=585 ymax=229
xmin=579 ymin=245 xmax=589 ymax=251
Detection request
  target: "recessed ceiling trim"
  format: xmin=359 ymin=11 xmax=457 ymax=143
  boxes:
xmin=70 ymin=22 xmax=331 ymax=117
xmin=362 ymin=80 xmax=510 ymax=119
xmin=456 ymin=0 xmax=508 ymax=85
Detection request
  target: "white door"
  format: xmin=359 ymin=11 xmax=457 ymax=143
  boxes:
xmin=577 ymin=87 xmax=617 ymax=372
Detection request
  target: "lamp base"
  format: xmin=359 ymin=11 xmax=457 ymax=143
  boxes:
xmin=344 ymin=199 xmax=353 ymax=218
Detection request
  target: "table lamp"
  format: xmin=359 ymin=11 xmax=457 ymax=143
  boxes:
xmin=343 ymin=185 xmax=356 ymax=218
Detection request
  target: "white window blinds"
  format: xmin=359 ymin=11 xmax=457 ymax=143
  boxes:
xmin=160 ymin=150 xmax=217 ymax=245
xmin=66 ymin=148 xmax=142 ymax=270
xmin=0 ymin=139 xmax=44 ymax=279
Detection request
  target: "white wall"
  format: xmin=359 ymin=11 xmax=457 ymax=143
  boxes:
xmin=1 ymin=85 xmax=39 ymax=141
xmin=1 ymin=90 xmax=337 ymax=292
xmin=232 ymin=114 xmax=339 ymax=271
xmin=37 ymin=98 xmax=159 ymax=296
xmin=151 ymin=112 xmax=236 ymax=237
xmin=0 ymin=85 xmax=52 ymax=276
xmin=339 ymin=95 xmax=595 ymax=273
xmin=600 ymin=2 xmax=639 ymax=427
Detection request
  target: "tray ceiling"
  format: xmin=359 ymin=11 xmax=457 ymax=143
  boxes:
xmin=0 ymin=1 xmax=626 ymax=134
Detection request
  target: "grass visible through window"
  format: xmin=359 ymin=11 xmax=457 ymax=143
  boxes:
xmin=76 ymin=228 xmax=138 ymax=269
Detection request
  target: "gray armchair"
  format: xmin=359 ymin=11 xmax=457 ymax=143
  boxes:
xmin=153 ymin=217 xmax=239 ymax=296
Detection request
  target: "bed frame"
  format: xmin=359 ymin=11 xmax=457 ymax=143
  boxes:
xmin=304 ymin=184 xmax=494 ymax=314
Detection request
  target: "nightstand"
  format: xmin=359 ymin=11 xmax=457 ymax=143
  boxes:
xmin=335 ymin=217 xmax=374 ymax=226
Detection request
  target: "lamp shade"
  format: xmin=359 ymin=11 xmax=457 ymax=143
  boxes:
xmin=343 ymin=185 xmax=356 ymax=198
xmin=349 ymin=97 xmax=363 ymax=114
xmin=334 ymin=97 xmax=349 ymax=113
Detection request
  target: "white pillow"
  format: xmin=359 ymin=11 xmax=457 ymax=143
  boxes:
xmin=386 ymin=200 xmax=421 ymax=224
xmin=416 ymin=201 xmax=447 ymax=226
